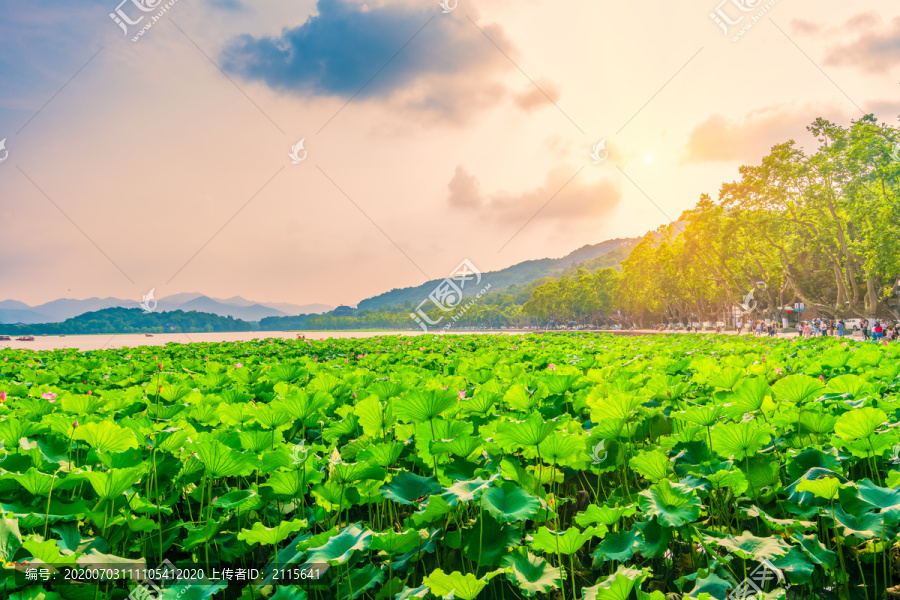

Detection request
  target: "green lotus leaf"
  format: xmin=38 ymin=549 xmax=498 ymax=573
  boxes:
xmin=84 ymin=466 xmax=144 ymax=500
xmin=236 ymin=518 xmax=307 ymax=547
xmin=431 ymin=434 xmax=482 ymax=459
xmin=582 ymin=566 xmax=649 ymax=600
xmin=195 ymin=440 xmax=255 ymax=478
xmin=380 ymin=471 xmax=441 ymax=505
xmin=335 ymin=564 xmax=385 ymax=600
xmin=535 ymin=431 xmax=584 ymax=466
xmin=798 ymin=410 xmax=837 ymax=437
xmin=705 ymin=469 xmax=748 ymax=495
xmin=504 ymin=383 xmax=547 ymax=412
xmin=356 ymin=441 xmax=404 ymax=467
xmin=834 ymin=407 xmax=887 ymax=441
xmin=591 ymin=529 xmax=637 ymax=563
xmin=588 ymin=392 xmax=643 ymax=429
xmin=711 ymin=421 xmax=774 ymax=460
xmin=704 ymin=530 xmax=790 ymax=560
xmin=393 ymin=389 xmax=457 ymax=424
xmin=306 ymin=524 xmax=372 ymax=565
xmin=796 ymin=477 xmax=843 ymax=500
xmin=790 ymin=532 xmax=836 ymax=569
xmin=0 ymin=516 xmax=22 ymax=561
xmin=853 ymin=478 xmax=900 ymax=511
xmin=530 ymin=526 xmax=599 ymax=555
xmin=771 ymin=546 xmax=816 ymax=585
xmin=674 ymin=405 xmax=722 ymax=428
xmin=7 ymin=468 xmax=83 ymax=496
xmin=772 ymin=374 xmax=823 ymax=404
xmin=723 ymin=377 xmax=770 ymax=418
xmin=423 ymin=569 xmax=494 ymax=600
xmin=637 ymin=480 xmax=701 ymax=528
xmin=411 ymin=495 xmax=453 ymax=526
xmin=275 ymin=390 xmax=332 ymax=421
xmin=495 ymin=413 xmax=557 ymax=451
xmin=72 ymin=421 xmax=138 ymax=454
xmin=354 ymin=395 xmax=396 ymax=439
xmin=10 ymin=587 xmax=65 ymax=600
xmin=832 ymin=505 xmax=894 ymax=543
xmin=500 ymin=547 xmax=562 ymax=597
xmin=633 ymin=519 xmax=672 ymax=559
xmin=741 ymin=506 xmax=816 ymax=532
xmin=824 ymin=374 xmax=870 ymax=398
xmin=370 ymin=529 xmax=424 ymax=555
xmin=331 ymin=461 xmax=386 ymax=485
xmin=835 ymin=432 xmax=898 ymax=458
xmin=575 ymin=504 xmax=637 ymax=528
xmin=22 ymin=536 xmax=81 ymax=566
xmin=461 ymin=513 xmax=521 ymax=568
xmin=629 ymin=450 xmax=672 ymax=483
xmin=481 ymin=482 xmax=539 ymax=523
xmin=441 ymin=475 xmax=497 ymax=506
xmin=395 ymin=585 xmax=429 ymax=600
xmin=311 ymin=481 xmax=361 ymax=512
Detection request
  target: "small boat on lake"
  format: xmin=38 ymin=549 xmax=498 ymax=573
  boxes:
xmin=0 ymin=336 xmax=10 ymax=341
xmin=16 ymin=336 xmax=35 ymax=341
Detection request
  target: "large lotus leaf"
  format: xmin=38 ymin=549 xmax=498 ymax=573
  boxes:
xmin=356 ymin=441 xmax=404 ymax=467
xmin=195 ymin=440 xmax=255 ymax=478
xmin=306 ymin=524 xmax=372 ymax=565
xmin=711 ymin=421 xmax=774 ymax=460
xmin=629 ymin=450 xmax=672 ymax=482
xmin=0 ymin=515 xmax=22 ymax=561
xmin=84 ymin=466 xmax=144 ymax=500
xmin=825 ymin=374 xmax=870 ymax=398
xmin=354 ymin=395 xmax=396 ymax=438
xmin=772 ymin=374 xmax=823 ymax=404
xmin=441 ymin=475 xmax=497 ymax=506
xmin=784 ymin=448 xmax=842 ymax=483
xmin=504 ymin=383 xmax=547 ymax=412
xmin=311 ymin=481 xmax=361 ymax=513
xmin=495 ymin=414 xmax=557 ymax=451
xmin=393 ymin=389 xmax=457 ymax=424
xmin=335 ymin=564 xmax=385 ymax=600
xmin=22 ymin=536 xmax=80 ymax=566
xmin=370 ymin=529 xmax=424 ymax=555
xmin=411 ymin=495 xmax=453 ymax=526
xmin=501 ymin=547 xmax=562 ymax=597
xmin=798 ymin=410 xmax=837 ymax=437
xmin=530 ymin=526 xmax=599 ymax=555
xmin=582 ymin=566 xmax=649 ymax=600
xmin=396 ymin=586 xmax=429 ymax=600
xmin=331 ymin=461 xmax=386 ymax=485
xmin=834 ymin=407 xmax=887 ymax=441
xmin=796 ymin=477 xmax=843 ymax=500
xmin=275 ymin=390 xmax=332 ymax=421
xmin=237 ymin=518 xmax=307 ymax=546
xmin=831 ymin=505 xmax=895 ymax=543
xmin=211 ymin=489 xmax=260 ymax=510
xmin=588 ymin=392 xmax=643 ymax=428
xmin=9 ymin=588 xmax=65 ymax=600
xmin=785 ymin=468 xmax=848 ymax=506
xmin=481 ymin=482 xmax=539 ymax=523
xmin=725 ymin=377 xmax=771 ymax=417
xmin=790 ymin=532 xmax=836 ymax=569
xmin=7 ymin=469 xmax=83 ymax=496
xmin=638 ymin=480 xmax=701 ymax=528
xmin=674 ymin=406 xmax=723 ymax=428
xmin=461 ymin=513 xmax=521 ymax=567
xmin=575 ymin=504 xmax=637 ymax=528
xmin=705 ymin=469 xmax=748 ymax=496
xmin=72 ymin=421 xmax=139 ymax=453
xmin=423 ymin=569 xmax=501 ymax=600
xmin=836 ymin=432 xmax=898 ymax=459
xmin=853 ymin=479 xmax=900 ymax=512
xmin=380 ymin=471 xmax=440 ymax=505
xmin=685 ymin=570 xmax=732 ymax=599
xmin=704 ymin=530 xmax=790 ymax=561
xmin=535 ymin=431 xmax=583 ymax=465
xmin=431 ymin=434 xmax=482 ymax=459
xmin=633 ymin=519 xmax=672 ymax=559
xmin=741 ymin=506 xmax=815 ymax=533
xmin=591 ymin=529 xmax=637 ymax=563
xmin=770 ymin=546 xmax=816 ymax=585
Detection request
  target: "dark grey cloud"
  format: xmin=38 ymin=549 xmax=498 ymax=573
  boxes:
xmin=221 ymin=0 xmax=515 ymax=102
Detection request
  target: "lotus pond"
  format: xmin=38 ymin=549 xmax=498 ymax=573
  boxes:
xmin=0 ymin=333 xmax=898 ymax=600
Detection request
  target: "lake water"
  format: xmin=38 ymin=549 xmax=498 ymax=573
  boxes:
xmin=0 ymin=330 xmax=524 ymax=352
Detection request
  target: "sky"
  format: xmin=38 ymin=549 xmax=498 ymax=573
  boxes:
xmin=0 ymin=0 xmax=898 ymax=308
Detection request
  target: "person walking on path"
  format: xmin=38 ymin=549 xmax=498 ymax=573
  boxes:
xmin=837 ymin=320 xmax=845 ymax=337
xmin=862 ymin=319 xmax=869 ymax=340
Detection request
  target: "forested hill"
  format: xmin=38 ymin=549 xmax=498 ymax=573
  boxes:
xmin=0 ymin=307 xmax=253 ymax=335
xmin=357 ymin=237 xmax=639 ymax=310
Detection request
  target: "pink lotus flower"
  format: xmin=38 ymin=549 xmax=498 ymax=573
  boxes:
xmin=158 ymin=363 xmax=163 ymax=370
xmin=235 ymin=363 xmax=243 ymax=368
xmin=87 ymin=391 xmax=92 ymax=395
xmin=548 ymin=364 xmax=556 ymax=370
xmin=458 ymin=390 xmax=466 ymax=399
xmin=0 ymin=391 xmax=5 ymax=403
xmin=74 ymin=421 xmax=79 ymax=428
xmin=819 ymin=375 xmax=825 ymax=381
xmin=42 ymin=392 xmax=57 ymax=403
xmin=775 ymin=367 xmax=783 ymax=375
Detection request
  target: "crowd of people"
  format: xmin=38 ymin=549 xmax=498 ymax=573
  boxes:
xmin=733 ymin=318 xmax=900 ymax=340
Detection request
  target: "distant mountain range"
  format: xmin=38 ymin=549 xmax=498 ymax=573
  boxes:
xmin=0 ymin=294 xmax=333 ymax=325
xmin=357 ymin=237 xmax=640 ymax=310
